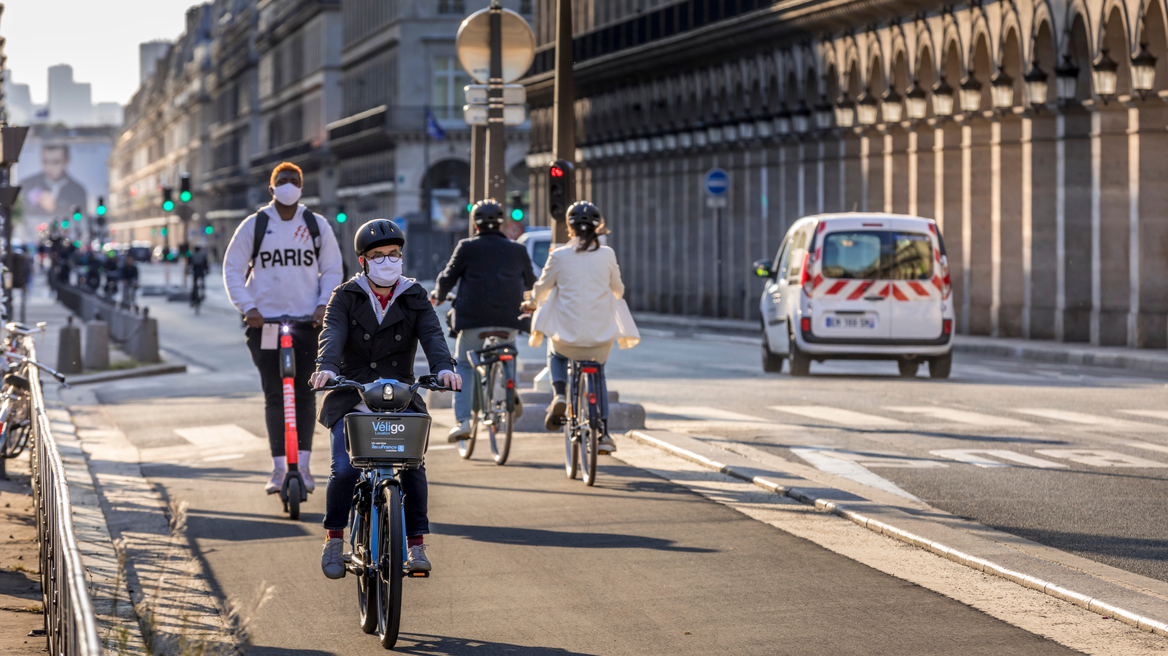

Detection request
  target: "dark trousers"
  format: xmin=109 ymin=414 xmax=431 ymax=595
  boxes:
xmin=324 ymin=419 xmax=429 ymax=536
xmin=245 ymin=324 xmax=319 ymax=457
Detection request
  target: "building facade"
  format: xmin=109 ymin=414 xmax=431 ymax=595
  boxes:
xmin=524 ymin=0 xmax=1168 ymax=350
xmin=110 ymin=0 xmax=533 ymax=278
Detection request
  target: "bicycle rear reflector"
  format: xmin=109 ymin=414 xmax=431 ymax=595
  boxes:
xmin=582 ymin=367 xmax=598 ymax=374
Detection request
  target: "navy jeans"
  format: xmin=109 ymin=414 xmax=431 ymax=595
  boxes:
xmin=547 ymin=348 xmax=609 ymax=421
xmin=323 ymin=417 xmax=429 ymax=537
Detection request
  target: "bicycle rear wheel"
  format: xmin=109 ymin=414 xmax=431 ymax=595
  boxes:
xmin=354 ymin=509 xmax=377 ymax=634
xmin=376 ymin=485 xmax=404 ymax=649
xmin=579 ymin=374 xmax=599 ymax=486
xmin=488 ymin=365 xmax=514 ymax=465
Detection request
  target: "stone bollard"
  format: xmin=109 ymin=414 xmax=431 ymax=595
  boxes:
xmin=128 ymin=315 xmax=160 ymax=363
xmin=110 ymin=307 xmax=127 ymax=342
xmin=57 ymin=316 xmax=83 ymax=374
xmin=83 ymin=321 xmax=110 ymax=370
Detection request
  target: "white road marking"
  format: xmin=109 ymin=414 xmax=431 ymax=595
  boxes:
xmin=1119 ymin=410 xmax=1168 ymax=422
xmin=174 ymin=424 xmax=264 ymax=448
xmin=789 ymin=447 xmax=923 ymax=501
xmin=642 ymin=403 xmax=773 ymax=424
xmin=813 ymin=449 xmax=948 ymax=469
xmin=886 ymin=406 xmax=1031 ymax=427
xmin=772 ymin=406 xmax=907 ymax=428
xmin=1014 ymin=409 xmax=1159 ymax=431
xmin=1034 ymin=449 xmax=1168 ymax=468
xmin=203 ymin=453 xmax=246 ymax=462
xmin=428 ymin=444 xmax=456 ymax=451
xmin=930 ymin=449 xmax=1069 ymax=469
xmin=1126 ymin=441 xmax=1168 ymax=455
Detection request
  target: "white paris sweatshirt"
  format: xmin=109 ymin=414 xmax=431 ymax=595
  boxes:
xmin=222 ymin=203 xmax=344 ymax=318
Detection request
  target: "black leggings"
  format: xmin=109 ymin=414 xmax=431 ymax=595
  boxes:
xmin=245 ymin=324 xmax=319 ymax=457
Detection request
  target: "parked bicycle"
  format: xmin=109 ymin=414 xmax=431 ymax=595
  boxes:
xmin=561 ymin=359 xmax=605 ymax=486
xmin=0 ymin=322 xmax=68 ymax=460
xmin=315 ymin=374 xmax=453 ymax=649
xmin=458 ymin=333 xmax=519 ymax=465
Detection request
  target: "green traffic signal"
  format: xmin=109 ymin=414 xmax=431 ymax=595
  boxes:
xmin=161 ymin=228 xmax=168 ymax=236
xmin=466 ymin=203 xmax=473 ymax=212
xmin=511 ymin=208 xmax=523 ymax=220
xmin=163 ymin=200 xmax=175 ymax=212
xmin=96 ymin=205 xmax=107 ymax=216
xmin=180 ymin=191 xmax=192 ymax=203
xmin=205 ymin=226 xmax=214 ymax=235
xmin=61 ymin=220 xmax=70 ymax=229
xmin=73 ymin=211 xmax=82 ymax=221
xmin=337 ymin=212 xmax=347 ymax=223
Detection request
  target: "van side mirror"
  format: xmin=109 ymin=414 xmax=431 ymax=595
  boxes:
xmin=752 ymin=259 xmax=772 ymax=278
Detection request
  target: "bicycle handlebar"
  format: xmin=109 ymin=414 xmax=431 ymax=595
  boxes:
xmin=314 ymin=374 xmax=456 ymax=394
xmin=262 ymin=315 xmax=316 ymax=324
xmin=2 ymin=350 xmax=69 ymax=386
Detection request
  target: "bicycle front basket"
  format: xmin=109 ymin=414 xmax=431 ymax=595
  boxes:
xmin=344 ymin=413 xmax=431 ymax=467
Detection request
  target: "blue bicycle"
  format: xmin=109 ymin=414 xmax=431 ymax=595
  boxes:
xmin=316 ymin=375 xmax=452 ymax=649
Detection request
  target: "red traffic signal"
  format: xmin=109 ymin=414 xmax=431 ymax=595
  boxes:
xmin=550 ymin=166 xmax=565 ymax=178
xmin=548 ymin=160 xmax=574 ymax=221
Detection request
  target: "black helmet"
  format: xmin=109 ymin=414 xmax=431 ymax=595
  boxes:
xmin=471 ymin=199 xmax=505 ymax=231
xmin=354 ymin=219 xmax=404 ymax=255
xmin=566 ymin=201 xmax=602 ymax=231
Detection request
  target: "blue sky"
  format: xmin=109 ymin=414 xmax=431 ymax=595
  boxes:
xmin=5 ymin=0 xmax=201 ymax=105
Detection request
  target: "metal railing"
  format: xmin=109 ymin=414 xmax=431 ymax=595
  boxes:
xmin=27 ymin=336 xmax=103 ymax=654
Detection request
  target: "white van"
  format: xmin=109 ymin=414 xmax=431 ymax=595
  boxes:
xmin=754 ymin=213 xmax=954 ymax=378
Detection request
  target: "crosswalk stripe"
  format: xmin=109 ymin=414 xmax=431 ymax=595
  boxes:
xmin=643 ymin=403 xmax=773 ymax=424
xmin=1014 ymin=409 xmax=1159 ymax=431
xmin=770 ymin=406 xmax=907 ymax=428
xmin=174 ymin=424 xmax=265 ymax=448
xmin=930 ymin=449 xmax=1068 ymax=469
xmin=886 ymin=406 xmax=1031 ymax=427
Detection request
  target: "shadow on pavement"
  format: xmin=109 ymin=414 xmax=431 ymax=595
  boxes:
xmin=244 ymin=647 xmax=334 ymax=656
xmin=431 ymin=522 xmax=716 ymax=553
xmin=395 ymin=633 xmax=600 ymax=655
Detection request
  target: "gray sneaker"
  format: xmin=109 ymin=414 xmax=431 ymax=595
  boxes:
xmin=545 ymin=394 xmax=567 ymax=430
xmin=321 ymin=538 xmax=346 ymax=579
xmin=598 ymin=433 xmax=617 ymax=454
xmin=406 ymin=545 xmax=431 ymax=574
xmin=447 ymin=420 xmax=472 ymax=443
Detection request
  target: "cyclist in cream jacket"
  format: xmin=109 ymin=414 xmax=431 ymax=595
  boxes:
xmin=521 ymin=201 xmax=639 ymax=454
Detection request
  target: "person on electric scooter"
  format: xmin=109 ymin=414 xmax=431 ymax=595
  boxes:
xmin=310 ymin=219 xmax=461 ymax=578
xmin=223 ymin=162 xmax=344 ymax=496
xmin=431 ymin=199 xmax=536 ymax=442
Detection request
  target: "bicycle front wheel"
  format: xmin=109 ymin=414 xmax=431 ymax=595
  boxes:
xmin=354 ymin=509 xmax=377 ymax=634
xmin=376 ymin=485 xmax=404 ymax=649
xmin=458 ymin=414 xmax=478 ymax=459
xmin=563 ymin=414 xmax=579 ymax=479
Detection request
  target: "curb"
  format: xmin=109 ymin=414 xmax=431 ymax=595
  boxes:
xmin=950 ymin=340 xmax=1168 ymax=374
xmin=65 ymin=363 xmax=188 ymax=386
xmin=626 ymin=429 xmax=1168 ymax=637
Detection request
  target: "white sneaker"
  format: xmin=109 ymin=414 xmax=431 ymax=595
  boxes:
xmin=447 ymin=420 xmax=472 ymax=442
xmin=265 ymin=456 xmax=287 ymax=495
xmin=321 ymin=538 xmax=345 ymax=579
xmin=405 ymin=545 xmax=431 ymax=573
xmin=545 ymin=394 xmax=567 ymax=431
xmin=298 ymin=451 xmax=315 ymax=493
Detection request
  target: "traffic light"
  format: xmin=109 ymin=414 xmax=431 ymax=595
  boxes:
xmin=509 ymin=191 xmax=525 ymax=221
xmin=61 ymin=220 xmax=69 ymax=229
xmin=71 ymin=205 xmax=82 ymax=222
xmin=96 ymin=197 xmax=107 ymax=216
xmin=336 ymin=204 xmax=347 ymax=223
xmin=162 ymin=187 xmax=174 ymax=212
xmin=204 ymin=225 xmax=214 ymax=235
xmin=548 ymin=160 xmax=574 ymax=221
xmin=180 ymin=173 xmax=192 ymax=203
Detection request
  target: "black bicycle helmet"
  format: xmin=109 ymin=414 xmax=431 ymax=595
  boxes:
xmin=354 ymin=219 xmax=405 ymax=255
xmin=566 ymin=201 xmax=602 ymax=231
xmin=471 ymin=199 xmax=505 ymax=231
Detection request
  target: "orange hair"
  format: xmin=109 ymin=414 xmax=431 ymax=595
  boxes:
xmin=270 ymin=162 xmax=303 ymax=187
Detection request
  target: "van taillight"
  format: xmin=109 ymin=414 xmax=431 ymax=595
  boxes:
xmin=941 ymin=256 xmax=952 ymax=300
xmin=800 ymin=317 xmax=811 ymax=333
xmin=799 ymin=251 xmax=811 ymax=294
xmin=943 ymin=319 xmax=952 ymax=335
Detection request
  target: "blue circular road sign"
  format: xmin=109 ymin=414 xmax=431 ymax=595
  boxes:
xmin=704 ymin=168 xmax=729 ymax=196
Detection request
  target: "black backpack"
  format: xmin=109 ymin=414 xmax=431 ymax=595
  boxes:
xmin=247 ymin=206 xmax=322 ymax=276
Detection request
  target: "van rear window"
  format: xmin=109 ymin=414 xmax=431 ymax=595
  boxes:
xmin=821 ymin=231 xmax=933 ymax=280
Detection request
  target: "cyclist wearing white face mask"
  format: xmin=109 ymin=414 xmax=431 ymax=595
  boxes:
xmin=223 ymin=162 xmax=344 ymax=495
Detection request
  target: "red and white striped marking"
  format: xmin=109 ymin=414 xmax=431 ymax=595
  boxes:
xmin=807 ymin=277 xmax=944 ymax=301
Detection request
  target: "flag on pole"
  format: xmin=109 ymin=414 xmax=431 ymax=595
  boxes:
xmin=425 ymin=108 xmax=447 ymax=141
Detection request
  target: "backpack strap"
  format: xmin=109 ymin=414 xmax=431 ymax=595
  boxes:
xmin=302 ymin=209 xmax=322 ymax=260
xmin=246 ymin=208 xmax=270 ymax=278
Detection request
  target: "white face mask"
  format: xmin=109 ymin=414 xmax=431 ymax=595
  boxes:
xmin=365 ymin=257 xmax=402 ymax=287
xmin=272 ymin=182 xmax=302 ymax=206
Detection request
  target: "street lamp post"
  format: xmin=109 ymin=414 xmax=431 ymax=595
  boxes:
xmin=551 ymin=0 xmax=575 ymax=244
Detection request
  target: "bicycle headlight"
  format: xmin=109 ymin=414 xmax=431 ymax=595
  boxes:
xmin=382 ymin=384 xmax=394 ymax=402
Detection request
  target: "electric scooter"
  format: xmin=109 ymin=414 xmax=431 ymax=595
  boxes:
xmin=269 ymin=316 xmax=315 ymax=520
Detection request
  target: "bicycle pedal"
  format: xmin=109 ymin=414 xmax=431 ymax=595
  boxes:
xmin=407 ymin=571 xmax=430 ymax=578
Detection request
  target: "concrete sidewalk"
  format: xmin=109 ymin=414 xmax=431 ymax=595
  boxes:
xmin=0 ymin=452 xmax=46 ymax=656
xmin=633 ymin=311 xmax=1168 ymax=374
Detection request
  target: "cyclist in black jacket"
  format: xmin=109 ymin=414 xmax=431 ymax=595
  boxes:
xmin=432 ymin=200 xmax=536 ymax=442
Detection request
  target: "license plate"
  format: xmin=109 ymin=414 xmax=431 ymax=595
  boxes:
xmin=825 ymin=315 xmax=877 ymax=329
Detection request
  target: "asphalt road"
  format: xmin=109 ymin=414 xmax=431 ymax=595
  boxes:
xmin=45 ymin=264 xmax=1101 ymax=654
